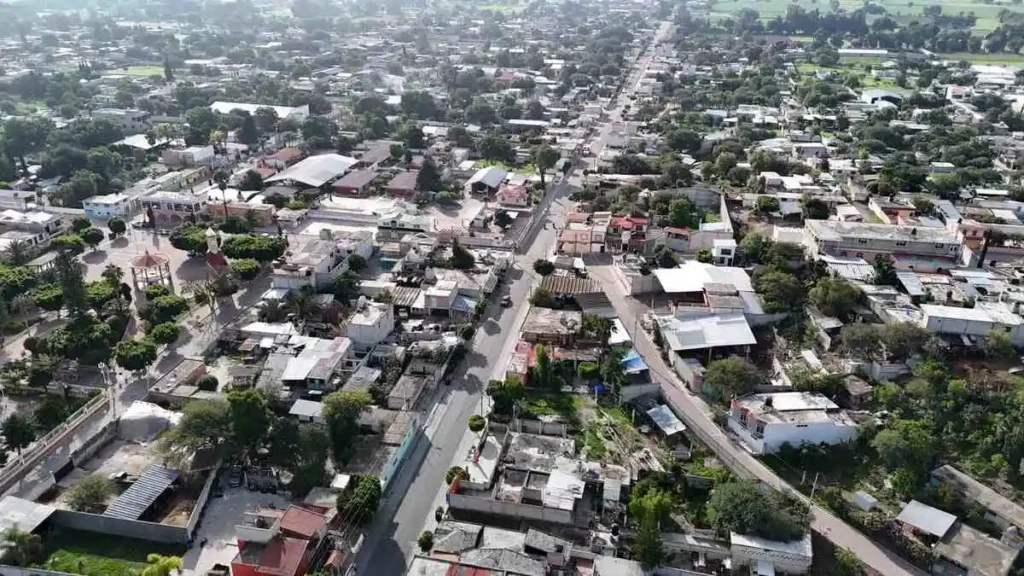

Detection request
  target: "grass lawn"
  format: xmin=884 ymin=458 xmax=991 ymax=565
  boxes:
xmin=114 ymin=65 xmax=165 ymax=77
xmin=38 ymin=528 xmax=186 ymax=576
xmin=523 ymin=392 xmax=581 ymax=422
xmin=579 ymin=421 xmax=609 ymax=461
xmin=937 ymin=52 xmax=1024 ymax=66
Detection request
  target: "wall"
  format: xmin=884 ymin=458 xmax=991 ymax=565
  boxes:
xmin=671 ymin=356 xmax=705 ymax=394
xmin=51 ymin=509 xmax=190 ymax=543
xmin=867 ymin=361 xmax=910 ymax=383
xmin=447 ymin=492 xmax=574 ymax=525
xmin=619 ymin=382 xmax=661 ymax=403
xmin=185 ymin=466 xmax=221 ymax=539
xmin=0 ymin=566 xmax=78 ymax=576
xmin=509 ymin=418 xmax=568 ymax=436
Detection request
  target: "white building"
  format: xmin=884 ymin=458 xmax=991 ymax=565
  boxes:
xmin=727 ymin=391 xmax=858 ymax=454
xmin=82 ymin=194 xmax=134 ymax=219
xmin=0 ymin=188 xmax=34 ymax=211
xmin=270 ymin=231 xmax=374 ymax=292
xmin=345 ymin=300 xmax=395 ymax=351
xmin=920 ymin=303 xmax=1024 ymax=346
xmin=162 ymin=145 xmax=216 ymax=168
xmin=209 ymin=101 xmax=310 ymax=122
xmin=0 ymin=209 xmax=68 ymax=248
xmin=730 ymin=532 xmax=813 ymax=575
xmin=92 ymin=108 xmax=151 ymax=134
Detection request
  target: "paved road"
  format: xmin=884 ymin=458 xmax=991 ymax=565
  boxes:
xmin=587 ymin=264 xmax=926 ymax=576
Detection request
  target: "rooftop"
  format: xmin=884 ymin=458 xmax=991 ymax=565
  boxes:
xmin=806 ymin=219 xmax=957 ymax=244
xmin=266 ymin=153 xmax=358 ymax=187
xmin=522 ymin=308 xmax=582 ymax=336
xmin=658 ymin=313 xmax=757 ymax=352
xmin=896 ymin=500 xmax=958 ymax=538
xmin=234 ymin=536 xmax=307 ymax=576
xmin=654 ymin=261 xmax=754 ymax=294
xmin=934 ymin=523 xmax=1019 ymax=576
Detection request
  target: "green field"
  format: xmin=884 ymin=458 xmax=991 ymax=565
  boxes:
xmin=38 ymin=529 xmax=186 ymax=576
xmin=707 ymin=0 xmax=1024 ymax=32
xmin=113 ymin=65 xmax=165 ymax=77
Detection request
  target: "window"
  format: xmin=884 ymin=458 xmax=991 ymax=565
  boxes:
xmin=895 ymin=241 xmax=907 ymax=247
xmin=755 ymin=422 xmax=765 ymax=435
xmin=739 ymin=412 xmax=748 ymax=425
xmin=856 ymin=252 xmax=863 ymax=258
xmin=720 ymin=249 xmax=732 ymax=256
xmin=949 ymin=246 xmax=957 ymax=252
xmin=857 ymin=239 xmax=868 ymax=244
xmin=796 ymin=424 xmax=808 ymax=428
xmin=935 ymin=243 xmax=944 ymax=249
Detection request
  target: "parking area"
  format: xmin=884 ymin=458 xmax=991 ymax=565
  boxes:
xmin=180 ymin=485 xmax=289 ymax=575
xmin=425 ymin=196 xmax=487 ymax=231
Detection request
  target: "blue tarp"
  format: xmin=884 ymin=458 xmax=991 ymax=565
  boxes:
xmin=621 ymin=348 xmax=649 ymax=374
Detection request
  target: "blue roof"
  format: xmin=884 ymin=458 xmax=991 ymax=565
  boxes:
xmin=621 ymin=348 xmax=649 ymax=374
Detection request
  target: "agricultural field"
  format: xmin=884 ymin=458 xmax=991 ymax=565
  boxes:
xmin=705 ymin=0 xmax=1024 ymax=32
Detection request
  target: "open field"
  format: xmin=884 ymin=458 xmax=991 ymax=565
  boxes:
xmin=707 ymin=0 xmax=1024 ymax=32
xmin=39 ymin=528 xmax=186 ymax=576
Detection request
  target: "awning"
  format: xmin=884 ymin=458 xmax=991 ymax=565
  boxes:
xmin=621 ymin=348 xmax=649 ymax=374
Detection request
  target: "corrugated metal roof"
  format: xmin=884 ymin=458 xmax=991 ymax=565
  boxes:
xmin=540 ymin=275 xmax=599 ymax=295
xmin=104 ymin=465 xmax=178 ymax=520
xmin=646 ymin=405 xmax=687 ymax=436
xmin=391 ymin=286 xmax=422 ymax=308
xmin=896 ymin=500 xmax=957 ymax=538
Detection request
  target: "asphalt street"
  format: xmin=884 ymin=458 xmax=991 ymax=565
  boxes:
xmin=354 ymin=24 xmax=668 ymax=576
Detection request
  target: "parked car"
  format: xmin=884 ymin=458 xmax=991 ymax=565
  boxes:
xmin=501 ymin=294 xmax=513 ymax=307
xmin=226 ymin=466 xmax=243 ymax=488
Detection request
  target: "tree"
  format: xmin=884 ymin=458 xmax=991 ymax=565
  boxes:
xmin=72 ymin=216 xmax=92 ymax=233
xmin=81 ymin=227 xmax=105 ymax=251
xmin=231 ymin=258 xmax=261 ymax=281
xmin=149 ymin=322 xmax=180 ymax=346
xmin=33 ymin=394 xmax=72 ymax=431
xmin=346 ymin=254 xmax=367 ymax=273
xmin=65 ymin=473 xmax=114 ymax=513
xmin=872 ymin=419 xmax=936 ymax=472
xmin=706 ymin=480 xmax=809 ymax=541
xmin=840 ymin=323 xmax=881 ymax=360
xmin=450 ymin=238 xmax=475 ymax=270
xmin=753 ymin=270 xmax=805 ymax=313
xmin=696 ymin=249 xmax=714 ymax=264
xmin=755 ymin=195 xmax=781 ymax=214
xmin=196 ymin=375 xmax=218 ymax=392
xmin=704 ymin=357 xmax=763 ymax=398
xmin=113 ymin=338 xmax=158 ymax=374
xmin=633 ymin=512 xmax=666 ymax=568
xmin=336 ymin=474 xmax=381 ymax=526
xmin=228 ymin=388 xmax=272 ymax=459
xmin=669 ymin=197 xmax=698 ymax=228
xmin=3 ymin=239 xmax=32 ymax=266
xmin=533 ymin=145 xmax=560 ymax=189
xmin=163 ymin=56 xmax=174 ymax=82
xmin=578 ymin=362 xmax=600 ymax=380
xmin=416 ymin=156 xmax=443 ymax=192
xmin=494 ymin=210 xmax=513 ymax=229
xmin=801 ymin=196 xmax=829 ymax=220
xmin=809 ymin=277 xmax=861 ymax=319
xmin=881 ymin=323 xmax=931 ymax=362
xmin=418 ymin=531 xmax=434 ymax=552
xmin=108 ymin=217 xmax=127 ymax=237
xmin=468 ymin=414 xmax=486 ymax=433
xmin=31 ymin=284 xmax=64 ymax=317
xmin=322 ymin=389 xmax=372 ymax=464
xmin=488 ymin=376 xmax=525 ymax=416
xmin=985 ymin=329 xmax=1017 ymax=362
xmin=1 ymin=526 xmax=42 ymax=567
xmin=739 ymin=233 xmax=772 ymax=264
xmin=835 ymin=548 xmax=867 ymax=576
xmin=1 ymin=413 xmax=34 ymax=454
xmin=872 ymin=254 xmax=897 ymax=286
xmin=222 ymin=234 xmax=288 ymax=262
xmin=238 ymin=114 xmax=259 ymax=145
xmin=141 ymin=554 xmax=184 ymax=576
xmin=239 ymin=170 xmax=264 ymax=191
xmin=51 ymin=234 xmax=86 ymax=256
xmin=332 ymin=271 xmax=361 ymax=305
xmin=531 ymin=345 xmax=563 ymax=391
xmin=446 ymin=466 xmax=470 ymax=485
xmin=159 ymin=399 xmax=231 ymax=458
xmin=169 ymin=224 xmax=209 ymax=256
xmin=533 ymin=259 xmax=555 ymax=276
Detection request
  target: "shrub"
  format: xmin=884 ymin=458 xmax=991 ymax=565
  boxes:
xmin=445 ymin=466 xmax=469 ymax=485
xmin=468 ymin=414 xmax=486 ymax=433
xmin=418 ymin=531 xmax=434 ymax=552
xmin=146 ymin=295 xmax=189 ymax=324
xmin=149 ymin=322 xmax=179 ymax=346
xmin=230 ymin=258 xmax=261 ymax=281
xmin=196 ymin=375 xmax=219 ymax=391
xmin=143 ymin=283 xmax=171 ymax=300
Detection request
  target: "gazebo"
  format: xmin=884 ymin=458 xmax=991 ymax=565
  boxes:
xmin=130 ymin=250 xmax=172 ymax=290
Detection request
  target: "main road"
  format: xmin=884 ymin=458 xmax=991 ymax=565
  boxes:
xmin=353 ymin=22 xmax=670 ymax=576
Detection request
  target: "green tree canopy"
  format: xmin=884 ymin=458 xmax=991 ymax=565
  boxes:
xmin=707 ymin=480 xmax=810 ymax=541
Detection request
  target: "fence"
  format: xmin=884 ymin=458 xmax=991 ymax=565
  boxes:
xmin=0 ymin=392 xmax=110 ymax=495
xmin=489 ymin=418 xmax=568 ymax=437
xmin=50 ymin=509 xmax=190 ymax=544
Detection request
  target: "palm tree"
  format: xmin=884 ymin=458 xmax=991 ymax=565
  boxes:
xmin=102 ymin=263 xmax=124 ymax=287
xmin=1 ymin=526 xmax=42 ymax=566
xmin=286 ymin=289 xmax=321 ymax=325
xmin=3 ymin=239 xmax=31 ymax=265
xmin=140 ymin=553 xmax=183 ymax=576
xmin=258 ymin=298 xmax=288 ymax=323
xmin=0 ymin=369 xmax=23 ymax=395
xmin=155 ymin=123 xmax=177 ymax=143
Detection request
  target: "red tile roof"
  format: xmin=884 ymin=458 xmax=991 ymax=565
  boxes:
xmin=234 ymin=536 xmax=307 ymax=576
xmin=610 ymin=217 xmax=633 ymax=230
xmin=267 ymin=147 xmax=303 ymax=162
xmin=280 ymin=505 xmax=328 ymax=540
xmin=446 ymin=565 xmax=491 ymax=576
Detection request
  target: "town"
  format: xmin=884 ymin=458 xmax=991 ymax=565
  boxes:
xmin=3 ymin=1 xmax=1024 ymax=576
